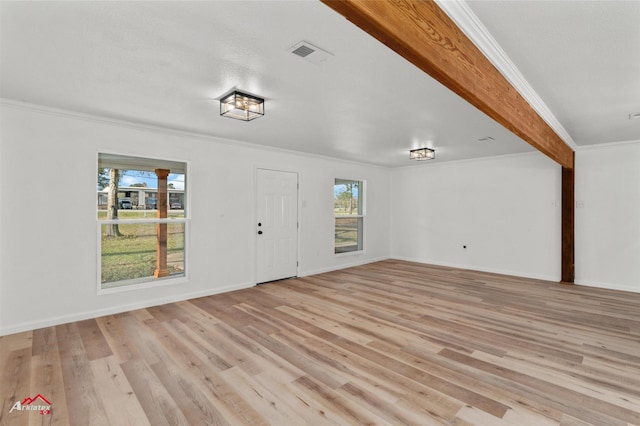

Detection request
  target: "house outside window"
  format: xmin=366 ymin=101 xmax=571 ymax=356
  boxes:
xmin=334 ymin=178 xmax=364 ymax=254
xmin=97 ymin=153 xmax=187 ymax=292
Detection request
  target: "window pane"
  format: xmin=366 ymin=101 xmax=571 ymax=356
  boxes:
xmin=334 ymin=178 xmax=364 ymax=254
xmin=101 ymin=222 xmax=185 ymax=288
xmin=96 ymin=153 xmax=186 ymax=219
xmin=98 ymin=153 xmax=187 ymax=291
xmin=98 ymin=163 xmax=185 ymax=219
xmin=334 ymin=180 xmax=361 ymax=215
xmin=335 ymin=217 xmax=363 ymax=253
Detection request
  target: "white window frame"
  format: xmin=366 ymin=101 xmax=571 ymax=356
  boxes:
xmin=334 ymin=178 xmax=365 ymax=255
xmin=96 ymin=153 xmax=189 ymax=295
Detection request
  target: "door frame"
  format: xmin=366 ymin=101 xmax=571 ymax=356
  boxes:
xmin=254 ymin=166 xmax=300 ymax=285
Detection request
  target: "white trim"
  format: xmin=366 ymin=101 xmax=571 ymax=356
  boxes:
xmin=576 ymin=139 xmax=640 ymax=152
xmin=1 ymin=98 xmax=388 ymax=169
xmin=434 ymin=0 xmax=578 ymax=151
xmin=393 ymin=150 xmax=552 ymax=171
xmin=574 ymin=279 xmax=640 ymax=294
xmin=334 ymin=248 xmax=366 ymax=258
xmin=0 ymin=281 xmax=254 ymax=337
xmin=5 ymin=97 xmax=600 ymax=168
xmin=391 ymin=256 xmax=560 ymax=283
xmin=98 ymin=274 xmax=187 ymax=295
xmin=300 ymin=256 xmax=389 ymax=278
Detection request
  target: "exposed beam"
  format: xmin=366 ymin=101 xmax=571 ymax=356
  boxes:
xmin=561 ymin=159 xmax=575 ymax=284
xmin=323 ymin=0 xmax=576 ymax=283
xmin=321 ymin=0 xmax=574 ymax=169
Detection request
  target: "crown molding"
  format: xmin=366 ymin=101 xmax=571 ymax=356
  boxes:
xmin=576 ymin=139 xmax=640 ymax=152
xmin=0 ymin=98 xmax=388 ymax=169
xmin=435 ymin=0 xmax=578 ymax=151
xmin=392 ymin=149 xmax=552 ymax=171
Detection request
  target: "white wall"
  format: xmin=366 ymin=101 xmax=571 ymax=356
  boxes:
xmin=0 ymin=102 xmax=390 ymax=335
xmin=575 ymin=141 xmax=640 ymax=292
xmin=2 ymin=101 xmax=638 ymax=336
xmin=390 ymin=153 xmax=562 ymax=280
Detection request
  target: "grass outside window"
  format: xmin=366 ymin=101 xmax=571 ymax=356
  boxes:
xmin=100 ymin=220 xmax=185 ymax=286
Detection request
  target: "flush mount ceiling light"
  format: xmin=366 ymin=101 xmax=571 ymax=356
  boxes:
xmin=220 ymin=90 xmax=264 ymax=121
xmin=409 ymin=147 xmax=435 ymax=161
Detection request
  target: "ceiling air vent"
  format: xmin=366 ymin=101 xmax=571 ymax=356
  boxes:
xmin=477 ymin=136 xmax=495 ymax=142
xmin=292 ymin=44 xmax=315 ymax=58
xmin=288 ymin=41 xmax=333 ymax=65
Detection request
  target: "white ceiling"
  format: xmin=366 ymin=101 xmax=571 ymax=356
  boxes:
xmin=1 ymin=1 xmax=638 ymax=167
xmin=464 ymin=0 xmax=640 ymax=147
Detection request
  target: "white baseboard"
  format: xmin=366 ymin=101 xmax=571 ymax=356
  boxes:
xmin=4 ymin=263 xmax=636 ymax=336
xmin=299 ymin=256 xmax=390 ymax=278
xmin=391 ymin=256 xmax=560 ymax=283
xmin=0 ymin=281 xmax=254 ymax=336
xmin=574 ymin=279 xmax=640 ymax=294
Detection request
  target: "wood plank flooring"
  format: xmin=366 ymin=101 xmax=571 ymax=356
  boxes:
xmin=1 ymin=260 xmax=640 ymax=425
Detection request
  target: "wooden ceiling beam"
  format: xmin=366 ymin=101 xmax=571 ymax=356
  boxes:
xmin=321 ymin=0 xmax=574 ymax=169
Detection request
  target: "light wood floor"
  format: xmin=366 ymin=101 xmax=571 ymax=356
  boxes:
xmin=2 ymin=260 xmax=640 ymax=425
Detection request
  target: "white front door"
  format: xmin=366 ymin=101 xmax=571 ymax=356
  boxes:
xmin=256 ymin=169 xmax=298 ymax=283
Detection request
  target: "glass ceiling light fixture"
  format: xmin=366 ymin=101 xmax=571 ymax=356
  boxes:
xmin=409 ymin=147 xmax=435 ymax=161
xmin=220 ymin=90 xmax=265 ymax=121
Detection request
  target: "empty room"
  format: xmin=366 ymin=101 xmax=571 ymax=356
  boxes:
xmin=1 ymin=1 xmax=639 ymax=425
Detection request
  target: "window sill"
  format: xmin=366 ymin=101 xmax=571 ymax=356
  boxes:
xmin=98 ymin=273 xmax=187 ymax=295
xmin=334 ymin=249 xmax=365 ymax=257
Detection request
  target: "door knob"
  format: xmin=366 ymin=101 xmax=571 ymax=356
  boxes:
xmin=258 ymin=222 xmax=262 ymax=227
xmin=258 ymin=230 xmax=263 ymax=235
